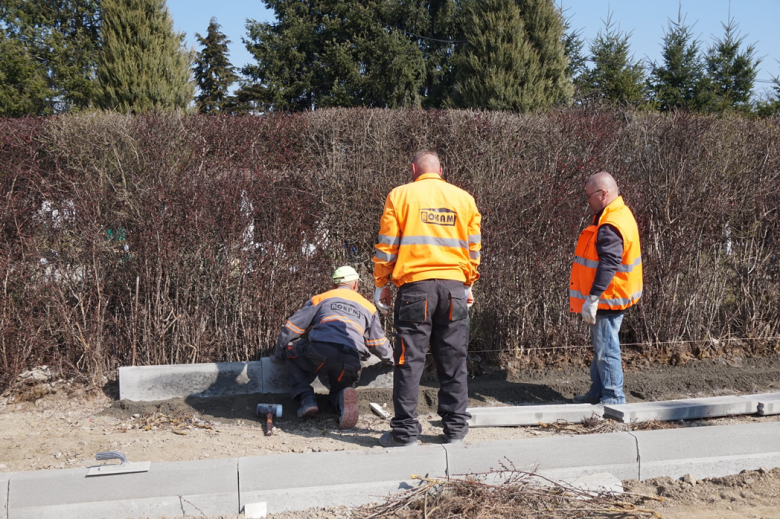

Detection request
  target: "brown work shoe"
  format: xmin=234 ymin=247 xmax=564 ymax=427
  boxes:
xmin=338 ymin=387 xmax=359 ymax=429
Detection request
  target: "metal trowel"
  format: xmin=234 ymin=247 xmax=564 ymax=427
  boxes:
xmin=86 ymin=451 xmax=151 ymax=477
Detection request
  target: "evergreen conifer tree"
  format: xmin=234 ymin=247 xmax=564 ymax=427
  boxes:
xmin=242 ymin=0 xmax=424 ymax=111
xmin=95 ymin=0 xmax=193 ymax=113
xmin=561 ymin=9 xmax=587 ymax=86
xmin=0 ymin=31 xmax=51 ymax=115
xmin=649 ymin=11 xmax=706 ymax=112
xmin=0 ymin=0 xmax=100 ymax=114
xmin=450 ymin=0 xmax=571 ymax=111
xmin=703 ymin=18 xmax=760 ymax=113
xmin=581 ymin=13 xmax=647 ymax=105
xmin=194 ymin=18 xmax=238 ymax=114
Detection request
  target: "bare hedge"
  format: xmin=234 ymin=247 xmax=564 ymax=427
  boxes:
xmin=1 ymin=109 xmax=779 ymax=389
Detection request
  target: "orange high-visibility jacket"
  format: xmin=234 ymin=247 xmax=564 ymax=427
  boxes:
xmin=373 ymin=173 xmax=481 ymax=288
xmin=569 ymin=196 xmax=643 ymax=313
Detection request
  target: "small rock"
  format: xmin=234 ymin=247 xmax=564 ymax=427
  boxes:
xmin=132 ymin=413 xmax=141 ymax=419
xmin=682 ymin=473 xmax=697 ymax=486
xmin=54 ymin=452 xmax=62 ymax=459
xmin=758 ymin=467 xmax=769 ymax=475
xmin=744 ymin=478 xmax=755 ymax=485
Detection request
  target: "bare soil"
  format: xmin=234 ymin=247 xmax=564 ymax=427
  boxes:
xmin=2 ymin=354 xmax=780 ymax=518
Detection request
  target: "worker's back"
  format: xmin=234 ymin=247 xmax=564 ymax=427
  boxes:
xmin=377 ymin=173 xmax=480 ymax=287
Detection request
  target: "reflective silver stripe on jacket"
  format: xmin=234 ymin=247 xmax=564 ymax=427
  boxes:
xmin=569 ymin=289 xmax=643 ymax=306
xmin=469 ymin=250 xmax=480 ymax=260
xmin=377 ymin=234 xmax=400 ymax=247
xmin=374 ymin=249 xmax=398 ymax=262
xmin=573 ymin=255 xmax=642 ymax=273
xmin=400 ymin=235 xmax=468 ymax=249
xmin=468 ymin=234 xmax=481 ymax=244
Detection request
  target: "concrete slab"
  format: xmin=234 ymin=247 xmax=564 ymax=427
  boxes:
xmin=742 ymin=392 xmax=780 ymax=415
xmin=633 ymin=422 xmax=780 ymax=480
xmin=8 ymin=458 xmax=238 ymax=519
xmin=467 ymin=404 xmax=603 ymax=427
xmin=603 ymin=395 xmax=758 ymax=423
xmin=239 ymin=446 xmax=446 ymax=514
xmin=444 ymin=432 xmax=639 ymax=481
xmin=119 ymin=361 xmax=263 ymax=401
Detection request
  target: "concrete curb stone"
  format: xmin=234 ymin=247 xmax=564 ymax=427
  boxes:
xmin=467 ymin=404 xmax=603 ymax=427
xmin=603 ymin=395 xmax=759 ymax=422
xmin=238 ymin=446 xmax=447 ymax=514
xmin=632 ymin=422 xmax=780 ymax=480
xmin=444 ymin=432 xmax=640 ymax=482
xmin=7 ymin=458 xmax=238 ymax=519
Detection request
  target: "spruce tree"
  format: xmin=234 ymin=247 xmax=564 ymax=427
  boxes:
xmin=450 ymin=0 xmax=570 ymax=111
xmin=582 ymin=13 xmax=647 ymax=105
xmin=242 ymin=0 xmax=424 ymax=111
xmin=95 ymin=0 xmax=193 ymax=113
xmin=561 ymin=9 xmax=587 ymax=86
xmin=0 ymin=31 xmax=51 ymax=116
xmin=194 ymin=18 xmax=238 ymax=114
xmin=649 ymin=11 xmax=706 ymax=112
xmin=0 ymin=0 xmax=100 ymax=113
xmin=703 ymin=18 xmax=760 ymax=113
xmin=516 ymin=0 xmax=572 ymax=106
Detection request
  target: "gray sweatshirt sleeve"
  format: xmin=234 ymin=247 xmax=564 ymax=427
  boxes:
xmin=591 ymin=224 xmax=623 ymax=296
xmin=365 ymin=312 xmax=393 ymax=363
xmin=274 ymin=300 xmax=317 ymax=357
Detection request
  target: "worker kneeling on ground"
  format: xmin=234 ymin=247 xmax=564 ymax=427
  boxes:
xmin=273 ymin=266 xmax=394 ymax=429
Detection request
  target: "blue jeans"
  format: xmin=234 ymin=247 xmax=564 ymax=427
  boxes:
xmin=586 ymin=313 xmax=626 ymax=405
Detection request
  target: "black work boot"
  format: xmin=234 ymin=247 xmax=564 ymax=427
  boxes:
xmin=297 ymin=396 xmax=318 ymax=418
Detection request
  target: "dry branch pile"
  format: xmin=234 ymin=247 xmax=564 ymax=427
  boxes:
xmin=359 ymin=467 xmax=662 ymax=518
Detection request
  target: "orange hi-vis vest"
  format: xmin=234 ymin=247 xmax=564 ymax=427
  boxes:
xmin=373 ymin=173 xmax=481 ymax=288
xmin=569 ymin=196 xmax=643 ymax=313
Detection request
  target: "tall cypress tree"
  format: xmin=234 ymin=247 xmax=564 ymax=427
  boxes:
xmin=581 ymin=13 xmax=647 ymax=105
xmin=450 ymin=0 xmax=570 ymax=111
xmin=194 ymin=18 xmax=238 ymax=114
xmin=649 ymin=11 xmax=706 ymax=112
xmin=703 ymin=18 xmax=760 ymax=113
xmin=95 ymin=0 xmax=193 ymax=113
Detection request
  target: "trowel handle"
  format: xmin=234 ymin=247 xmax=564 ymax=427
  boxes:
xmin=96 ymin=451 xmax=128 ymax=463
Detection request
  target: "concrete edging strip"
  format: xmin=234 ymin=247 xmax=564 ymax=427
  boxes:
xmin=467 ymin=404 xmax=603 ymax=427
xmin=603 ymin=395 xmax=759 ymax=423
xmin=7 ymin=458 xmax=238 ymax=519
xmin=238 ymin=447 xmax=447 ymax=515
xmin=632 ymin=422 xmax=780 ymax=480
xmin=119 ymin=357 xmax=393 ymax=401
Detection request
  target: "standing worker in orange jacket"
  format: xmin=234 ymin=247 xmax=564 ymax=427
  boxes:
xmin=570 ymin=172 xmax=642 ymax=405
xmin=373 ymin=150 xmax=481 ymax=447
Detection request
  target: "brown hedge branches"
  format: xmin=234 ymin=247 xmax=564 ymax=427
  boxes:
xmin=1 ymin=109 xmax=779 ymax=389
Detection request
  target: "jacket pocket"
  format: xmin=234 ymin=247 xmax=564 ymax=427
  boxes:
xmin=449 ymin=290 xmax=468 ymax=321
xmin=398 ymin=293 xmax=428 ymax=322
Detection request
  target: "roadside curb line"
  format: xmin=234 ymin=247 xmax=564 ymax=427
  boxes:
xmin=3 ymin=422 xmax=779 ymax=518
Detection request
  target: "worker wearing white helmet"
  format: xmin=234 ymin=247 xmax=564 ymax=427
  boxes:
xmin=273 ymin=266 xmax=393 ymax=429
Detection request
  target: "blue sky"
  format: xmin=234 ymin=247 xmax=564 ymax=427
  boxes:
xmin=166 ymin=0 xmax=780 ymax=97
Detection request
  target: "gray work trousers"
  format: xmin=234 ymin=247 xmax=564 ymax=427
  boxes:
xmin=390 ymin=279 xmax=471 ymax=442
xmin=285 ymin=339 xmax=361 ymax=413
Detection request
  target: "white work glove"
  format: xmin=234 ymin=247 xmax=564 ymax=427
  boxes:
xmin=581 ymin=295 xmax=599 ymax=325
xmin=465 ymin=286 xmax=474 ymax=308
xmin=374 ymin=286 xmax=391 ymax=315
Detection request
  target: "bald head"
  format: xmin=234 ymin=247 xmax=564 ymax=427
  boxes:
xmin=411 ymin=150 xmax=442 ymax=180
xmin=585 ymin=172 xmax=619 ymax=213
